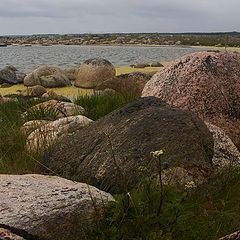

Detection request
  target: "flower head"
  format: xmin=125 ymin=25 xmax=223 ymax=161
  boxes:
xmin=151 ymin=150 xmax=164 ymax=158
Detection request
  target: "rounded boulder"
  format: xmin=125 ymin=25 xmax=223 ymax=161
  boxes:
xmin=24 ymin=66 xmax=71 ymax=88
xmin=142 ymin=51 xmax=240 ymax=147
xmin=75 ymin=58 xmax=116 ymax=89
xmin=43 ymin=97 xmax=214 ymax=193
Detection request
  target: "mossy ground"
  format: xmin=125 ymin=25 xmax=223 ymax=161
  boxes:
xmin=0 ymin=66 xmax=163 ymax=97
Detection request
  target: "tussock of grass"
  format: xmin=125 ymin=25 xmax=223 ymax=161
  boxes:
xmin=0 ymin=100 xmax=43 ymax=174
xmin=74 ymin=92 xmax=138 ymax=120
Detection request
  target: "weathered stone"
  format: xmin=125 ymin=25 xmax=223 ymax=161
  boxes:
xmin=219 ymin=230 xmax=240 ymax=240
xmin=24 ymin=66 xmax=71 ymax=88
xmin=21 ymin=120 xmax=51 ymax=136
xmin=206 ymin=122 xmax=240 ymax=168
xmin=43 ymin=97 xmax=214 ymax=193
xmin=0 ymin=95 xmax=16 ymax=104
xmin=131 ymin=63 xmax=150 ymax=68
xmin=0 ymin=65 xmax=25 ymax=84
xmin=75 ymin=58 xmax=116 ymax=88
xmin=41 ymin=90 xmax=58 ymax=98
xmin=142 ymin=51 xmax=240 ymax=146
xmin=26 ymin=115 xmax=93 ymax=152
xmin=96 ymin=72 xmax=152 ymax=96
xmin=1 ymin=83 xmax=12 ymax=88
xmin=0 ymin=174 xmax=113 ymax=240
xmin=0 ymin=65 xmax=18 ymax=84
xmin=150 ymin=62 xmax=164 ymax=67
xmin=0 ymin=224 xmax=42 ymax=240
xmin=20 ymin=85 xmax=47 ymax=97
xmin=63 ymin=68 xmax=78 ymax=81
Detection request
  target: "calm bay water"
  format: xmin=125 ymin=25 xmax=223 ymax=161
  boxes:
xmin=0 ymin=45 xmax=210 ymax=72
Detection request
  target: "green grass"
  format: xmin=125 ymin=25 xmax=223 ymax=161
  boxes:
xmin=90 ymin=168 xmax=240 ymax=240
xmin=0 ymin=94 xmax=240 ymax=240
xmin=0 ymin=100 xmax=44 ymax=174
xmin=74 ymin=92 xmax=139 ymax=120
xmin=0 ymin=93 xmax=138 ymax=173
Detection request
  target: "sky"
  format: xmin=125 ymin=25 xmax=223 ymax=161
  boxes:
xmin=0 ymin=0 xmax=239 ymax=35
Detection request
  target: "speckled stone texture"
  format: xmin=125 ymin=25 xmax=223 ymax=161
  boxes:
xmin=43 ymin=97 xmax=214 ymax=193
xmin=142 ymin=51 xmax=240 ymax=147
xmin=0 ymin=174 xmax=113 ymax=240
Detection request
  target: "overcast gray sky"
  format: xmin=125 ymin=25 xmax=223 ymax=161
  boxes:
xmin=0 ymin=0 xmax=239 ymax=35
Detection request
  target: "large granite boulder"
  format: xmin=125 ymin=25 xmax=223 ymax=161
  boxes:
xmin=24 ymin=66 xmax=71 ymax=88
xmin=75 ymin=58 xmax=116 ymax=88
xmin=26 ymin=115 xmax=93 ymax=152
xmin=142 ymin=51 xmax=240 ymax=147
xmin=96 ymin=72 xmax=152 ymax=96
xmin=43 ymin=97 xmax=214 ymax=193
xmin=0 ymin=174 xmax=113 ymax=240
xmin=0 ymin=65 xmax=25 ymax=84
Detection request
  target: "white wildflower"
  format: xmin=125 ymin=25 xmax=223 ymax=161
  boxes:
xmin=184 ymin=181 xmax=196 ymax=190
xmin=151 ymin=150 xmax=164 ymax=158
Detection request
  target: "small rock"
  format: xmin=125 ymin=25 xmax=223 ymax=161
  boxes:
xmin=20 ymin=85 xmax=47 ymax=97
xmin=26 ymin=115 xmax=93 ymax=152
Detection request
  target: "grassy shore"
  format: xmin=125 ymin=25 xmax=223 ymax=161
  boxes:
xmin=0 ymin=66 xmax=163 ymax=97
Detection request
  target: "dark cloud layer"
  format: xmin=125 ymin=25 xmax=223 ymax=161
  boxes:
xmin=0 ymin=0 xmax=239 ymax=35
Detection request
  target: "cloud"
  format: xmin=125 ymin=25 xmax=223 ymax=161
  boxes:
xmin=0 ymin=0 xmax=239 ymax=34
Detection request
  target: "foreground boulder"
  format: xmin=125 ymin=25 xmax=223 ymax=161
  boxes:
xmin=142 ymin=51 xmax=240 ymax=147
xmin=24 ymin=66 xmax=71 ymax=88
xmin=26 ymin=115 xmax=93 ymax=152
xmin=23 ymin=100 xmax=85 ymax=120
xmin=0 ymin=174 xmax=113 ymax=240
xmin=44 ymin=97 xmax=214 ymax=193
xmin=0 ymin=224 xmax=42 ymax=240
xmin=75 ymin=58 xmax=116 ymax=88
xmin=96 ymin=72 xmax=153 ymax=96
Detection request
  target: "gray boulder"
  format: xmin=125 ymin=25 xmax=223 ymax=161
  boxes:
xmin=24 ymin=66 xmax=71 ymax=88
xmin=43 ymin=97 xmax=214 ymax=193
xmin=0 ymin=65 xmax=26 ymax=84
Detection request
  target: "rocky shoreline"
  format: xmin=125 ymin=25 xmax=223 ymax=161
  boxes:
xmin=1 ymin=32 xmax=240 ymax=47
xmin=0 ymin=50 xmax=240 ymax=239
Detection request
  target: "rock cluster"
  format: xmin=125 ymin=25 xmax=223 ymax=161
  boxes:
xmin=24 ymin=66 xmax=71 ymax=88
